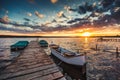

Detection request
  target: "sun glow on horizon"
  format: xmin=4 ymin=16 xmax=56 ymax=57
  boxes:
xmin=82 ymin=32 xmax=91 ymax=37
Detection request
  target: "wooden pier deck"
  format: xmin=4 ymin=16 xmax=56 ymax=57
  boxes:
xmin=0 ymin=41 xmax=66 ymax=80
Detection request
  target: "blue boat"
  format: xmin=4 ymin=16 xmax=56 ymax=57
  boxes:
xmin=10 ymin=41 xmax=29 ymax=51
xmin=39 ymin=40 xmax=48 ymax=47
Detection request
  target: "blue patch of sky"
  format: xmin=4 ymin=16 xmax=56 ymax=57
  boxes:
xmin=0 ymin=0 xmax=99 ymax=25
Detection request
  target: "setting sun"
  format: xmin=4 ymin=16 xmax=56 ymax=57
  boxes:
xmin=82 ymin=32 xmax=91 ymax=37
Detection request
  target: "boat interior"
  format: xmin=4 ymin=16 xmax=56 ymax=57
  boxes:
xmin=53 ymin=46 xmax=84 ymax=57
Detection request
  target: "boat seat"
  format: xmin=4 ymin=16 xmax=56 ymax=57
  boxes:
xmin=57 ymin=48 xmax=61 ymax=52
xmin=50 ymin=44 xmax=59 ymax=49
xmin=63 ymin=52 xmax=75 ymax=57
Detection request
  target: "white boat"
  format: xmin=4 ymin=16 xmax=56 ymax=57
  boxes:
xmin=49 ymin=44 xmax=86 ymax=66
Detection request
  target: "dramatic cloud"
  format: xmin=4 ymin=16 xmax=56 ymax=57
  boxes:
xmin=112 ymin=7 xmax=120 ymax=13
xmin=0 ymin=15 xmax=10 ymax=24
xmin=66 ymin=0 xmax=120 ymax=26
xmin=57 ymin=11 xmax=67 ymax=18
xmin=35 ymin=11 xmax=45 ymax=18
xmin=69 ymin=8 xmax=77 ymax=12
xmin=50 ymin=0 xmax=58 ymax=4
xmin=27 ymin=12 xmax=32 ymax=17
xmin=23 ymin=18 xmax=31 ymax=21
xmin=115 ymin=0 xmax=120 ymax=7
xmin=69 ymin=2 xmax=97 ymax=14
xmin=0 ymin=0 xmax=120 ymax=35
xmin=64 ymin=5 xmax=71 ymax=13
xmin=101 ymin=0 xmax=114 ymax=8
xmin=51 ymin=19 xmax=57 ymax=23
xmin=67 ymin=18 xmax=88 ymax=24
xmin=0 ymin=24 xmax=34 ymax=32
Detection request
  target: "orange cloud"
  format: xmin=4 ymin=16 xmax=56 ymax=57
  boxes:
xmin=35 ymin=11 xmax=45 ymax=18
xmin=51 ymin=0 xmax=58 ymax=4
xmin=57 ymin=11 xmax=64 ymax=18
xmin=0 ymin=15 xmax=10 ymax=24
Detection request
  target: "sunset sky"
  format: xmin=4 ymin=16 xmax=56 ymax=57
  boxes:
xmin=0 ymin=0 xmax=120 ymax=36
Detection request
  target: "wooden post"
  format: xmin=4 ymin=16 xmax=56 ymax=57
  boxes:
xmin=116 ymin=47 xmax=119 ymax=58
xmin=77 ymin=49 xmax=79 ymax=53
xmin=36 ymin=37 xmax=39 ymax=42
xmin=84 ymin=52 xmax=87 ymax=60
xmin=96 ymin=44 xmax=98 ymax=51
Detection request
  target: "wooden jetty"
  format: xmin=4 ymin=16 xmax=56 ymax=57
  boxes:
xmin=0 ymin=41 xmax=66 ymax=80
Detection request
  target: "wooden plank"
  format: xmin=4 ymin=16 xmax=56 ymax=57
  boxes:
xmin=7 ymin=67 xmax=60 ymax=80
xmin=0 ymin=41 xmax=65 ymax=80
xmin=0 ymin=64 xmax=57 ymax=79
xmin=52 ymin=72 xmax=64 ymax=79
xmin=32 ymin=74 xmax=54 ymax=80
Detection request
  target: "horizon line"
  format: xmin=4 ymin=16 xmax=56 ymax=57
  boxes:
xmin=0 ymin=35 xmax=120 ymax=38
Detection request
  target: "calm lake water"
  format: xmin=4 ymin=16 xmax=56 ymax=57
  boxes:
xmin=0 ymin=37 xmax=120 ymax=51
xmin=0 ymin=37 xmax=120 ymax=80
xmin=0 ymin=37 xmax=120 ymax=57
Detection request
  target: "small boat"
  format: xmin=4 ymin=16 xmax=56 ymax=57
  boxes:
xmin=49 ymin=44 xmax=86 ymax=67
xmin=39 ymin=40 xmax=48 ymax=47
xmin=10 ymin=41 xmax=29 ymax=51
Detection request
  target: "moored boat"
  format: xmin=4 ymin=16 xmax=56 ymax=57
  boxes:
xmin=39 ymin=40 xmax=48 ymax=47
xmin=49 ymin=44 xmax=86 ymax=66
xmin=10 ymin=41 xmax=29 ymax=51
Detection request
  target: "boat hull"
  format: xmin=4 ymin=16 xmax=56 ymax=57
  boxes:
xmin=11 ymin=46 xmax=26 ymax=51
xmin=50 ymin=48 xmax=86 ymax=66
xmin=10 ymin=41 xmax=29 ymax=51
xmin=39 ymin=40 xmax=48 ymax=47
xmin=50 ymin=44 xmax=86 ymax=79
xmin=51 ymin=53 xmax=86 ymax=80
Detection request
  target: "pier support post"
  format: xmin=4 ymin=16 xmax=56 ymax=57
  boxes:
xmin=116 ymin=47 xmax=119 ymax=58
xmin=96 ymin=44 xmax=98 ymax=51
xmin=84 ymin=52 xmax=87 ymax=60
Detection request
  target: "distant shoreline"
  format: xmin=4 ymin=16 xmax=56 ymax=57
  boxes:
xmin=0 ymin=35 xmax=120 ymax=38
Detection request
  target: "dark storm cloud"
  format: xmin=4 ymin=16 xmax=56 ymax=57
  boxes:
xmin=101 ymin=0 xmax=115 ymax=8
xmin=111 ymin=8 xmax=120 ymax=20
xmin=68 ymin=0 xmax=116 ymax=15
xmin=96 ymin=0 xmax=120 ymax=23
xmin=67 ymin=0 xmax=120 ymax=26
xmin=95 ymin=0 xmax=120 ymax=19
xmin=115 ymin=0 xmax=120 ymax=7
xmin=69 ymin=2 xmax=97 ymax=14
